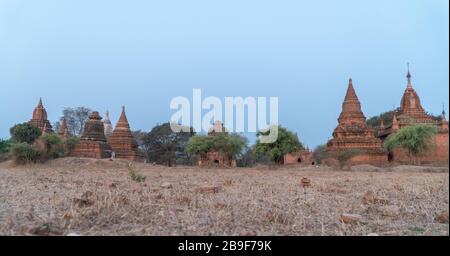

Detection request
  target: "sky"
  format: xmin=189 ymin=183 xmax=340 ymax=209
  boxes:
xmin=0 ymin=0 xmax=448 ymax=148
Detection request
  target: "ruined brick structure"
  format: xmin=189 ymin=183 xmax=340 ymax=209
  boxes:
xmin=29 ymin=98 xmax=53 ymax=133
xmin=58 ymin=117 xmax=70 ymax=139
xmin=377 ymin=68 xmax=449 ymax=164
xmin=71 ymin=111 xmax=112 ymax=158
xmin=284 ymin=149 xmax=314 ymax=165
xmin=108 ymin=106 xmax=145 ymax=162
xmin=198 ymin=121 xmax=237 ymax=168
xmin=325 ymin=79 xmax=387 ymax=166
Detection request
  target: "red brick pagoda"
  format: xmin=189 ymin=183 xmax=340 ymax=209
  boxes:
xmin=108 ymin=106 xmax=145 ymax=161
xmin=29 ymin=98 xmax=53 ymax=133
xmin=71 ymin=111 xmax=112 ymax=158
xmin=325 ymin=79 xmax=387 ymax=166
xmin=377 ymin=67 xmax=449 ymax=164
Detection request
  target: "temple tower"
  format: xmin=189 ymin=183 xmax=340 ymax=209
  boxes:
xmin=58 ymin=117 xmax=70 ymax=139
xmin=29 ymin=98 xmax=53 ymax=133
xmin=71 ymin=111 xmax=112 ymax=158
xmin=108 ymin=106 xmax=144 ymax=161
xmin=325 ymin=79 xmax=387 ymax=166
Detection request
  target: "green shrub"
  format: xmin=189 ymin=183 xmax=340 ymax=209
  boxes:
xmin=11 ymin=143 xmax=43 ymax=164
xmin=0 ymin=139 xmax=11 ymax=154
xmin=10 ymin=123 xmax=42 ymax=144
xmin=40 ymin=133 xmax=64 ymax=158
xmin=127 ymin=164 xmax=146 ymax=182
xmin=65 ymin=137 xmax=79 ymax=154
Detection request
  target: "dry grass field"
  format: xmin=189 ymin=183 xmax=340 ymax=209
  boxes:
xmin=0 ymin=158 xmax=448 ymax=236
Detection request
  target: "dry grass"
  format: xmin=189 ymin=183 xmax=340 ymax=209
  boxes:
xmin=0 ymin=158 xmax=448 ymax=236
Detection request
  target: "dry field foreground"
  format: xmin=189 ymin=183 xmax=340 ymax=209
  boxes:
xmin=0 ymin=158 xmax=448 ymax=236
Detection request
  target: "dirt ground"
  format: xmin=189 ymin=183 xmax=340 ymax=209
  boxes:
xmin=0 ymin=158 xmax=448 ymax=236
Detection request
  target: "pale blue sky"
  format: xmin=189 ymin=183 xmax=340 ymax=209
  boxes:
xmin=0 ymin=0 xmax=448 ymax=148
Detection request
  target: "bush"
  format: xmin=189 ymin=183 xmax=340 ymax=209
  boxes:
xmin=10 ymin=123 xmax=42 ymax=144
xmin=0 ymin=139 xmax=11 ymax=154
xmin=313 ymin=144 xmax=327 ymax=164
xmin=186 ymin=133 xmax=247 ymax=159
xmin=253 ymin=125 xmax=303 ymax=164
xmin=384 ymin=124 xmax=437 ymax=165
xmin=65 ymin=137 xmax=79 ymax=154
xmin=127 ymin=164 xmax=146 ymax=182
xmin=40 ymin=133 xmax=64 ymax=158
xmin=10 ymin=143 xmax=43 ymax=164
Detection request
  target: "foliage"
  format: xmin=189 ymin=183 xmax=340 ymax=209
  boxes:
xmin=384 ymin=124 xmax=437 ymax=164
xmin=0 ymin=139 xmax=11 ymax=154
xmin=40 ymin=133 xmax=64 ymax=158
xmin=131 ymin=130 xmax=147 ymax=149
xmin=64 ymin=137 xmax=79 ymax=154
xmin=312 ymin=144 xmax=327 ymax=164
xmin=127 ymin=164 xmax=146 ymax=182
xmin=10 ymin=123 xmax=42 ymax=144
xmin=186 ymin=133 xmax=247 ymax=159
xmin=57 ymin=107 xmax=92 ymax=136
xmin=10 ymin=143 xmax=43 ymax=164
xmin=142 ymin=123 xmax=195 ymax=166
xmin=253 ymin=126 xmax=303 ymax=164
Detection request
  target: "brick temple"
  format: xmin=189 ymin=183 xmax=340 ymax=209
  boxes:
xmin=29 ymin=98 xmax=53 ymax=133
xmin=58 ymin=117 xmax=70 ymax=139
xmin=71 ymin=111 xmax=112 ymax=158
xmin=377 ymin=68 xmax=449 ymax=164
xmin=284 ymin=148 xmax=314 ymax=165
xmin=198 ymin=121 xmax=237 ymax=168
xmin=324 ymin=79 xmax=387 ymax=166
xmin=108 ymin=106 xmax=145 ymax=161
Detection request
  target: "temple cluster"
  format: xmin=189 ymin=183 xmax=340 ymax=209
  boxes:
xmin=27 ymin=101 xmax=144 ymax=162
xmin=23 ymin=67 xmax=448 ymax=167
xmin=322 ymin=69 xmax=448 ymax=166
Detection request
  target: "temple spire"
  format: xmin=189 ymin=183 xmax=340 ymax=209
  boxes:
xmin=406 ymin=62 xmax=412 ymax=89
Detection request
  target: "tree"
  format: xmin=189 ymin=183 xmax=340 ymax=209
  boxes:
xmin=142 ymin=123 xmax=195 ymax=166
xmin=0 ymin=139 xmax=11 ymax=154
xmin=186 ymin=133 xmax=248 ymax=160
xmin=384 ymin=124 xmax=437 ymax=165
xmin=312 ymin=144 xmax=327 ymax=164
xmin=253 ymin=125 xmax=303 ymax=164
xmin=57 ymin=107 xmax=92 ymax=136
xmin=40 ymin=133 xmax=64 ymax=158
xmin=10 ymin=123 xmax=42 ymax=144
xmin=131 ymin=130 xmax=147 ymax=149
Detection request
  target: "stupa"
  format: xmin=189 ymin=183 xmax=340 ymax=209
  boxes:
xmin=325 ymin=79 xmax=387 ymax=166
xmin=108 ymin=106 xmax=145 ymax=161
xmin=71 ymin=111 xmax=112 ymax=158
xmin=377 ymin=66 xmax=448 ymax=164
xmin=29 ymin=98 xmax=53 ymax=133
xmin=103 ymin=110 xmax=113 ymax=139
xmin=58 ymin=117 xmax=71 ymax=139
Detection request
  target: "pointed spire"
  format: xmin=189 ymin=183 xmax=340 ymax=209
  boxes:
xmin=38 ymin=97 xmax=43 ymax=107
xmin=380 ymin=118 xmax=384 ymax=129
xmin=344 ymin=78 xmax=358 ymax=101
xmin=116 ymin=106 xmax=130 ymax=129
xmin=406 ymin=62 xmax=413 ymax=89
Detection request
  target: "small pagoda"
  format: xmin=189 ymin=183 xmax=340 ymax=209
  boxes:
xmin=58 ymin=117 xmax=71 ymax=139
xmin=108 ymin=106 xmax=145 ymax=161
xmin=325 ymin=79 xmax=387 ymax=166
xmin=71 ymin=111 xmax=112 ymax=158
xmin=29 ymin=98 xmax=53 ymax=133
